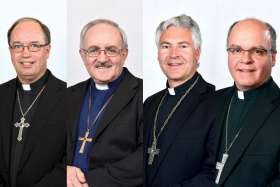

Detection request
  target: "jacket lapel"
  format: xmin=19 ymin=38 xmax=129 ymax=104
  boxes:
xmin=150 ymin=77 xmax=212 ymax=183
xmin=219 ymin=81 xmax=280 ymax=184
xmin=1 ymin=79 xmax=17 ymax=170
xmin=18 ymin=73 xmax=65 ymax=170
xmin=95 ymin=70 xmax=138 ymax=139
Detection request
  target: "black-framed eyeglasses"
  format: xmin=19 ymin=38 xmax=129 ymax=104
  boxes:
xmin=81 ymin=46 xmax=124 ymax=57
xmin=10 ymin=43 xmax=49 ymax=53
xmin=226 ymin=47 xmax=276 ymax=58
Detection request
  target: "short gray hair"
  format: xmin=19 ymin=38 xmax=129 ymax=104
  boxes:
xmin=80 ymin=19 xmax=128 ymax=49
xmin=226 ymin=18 xmax=277 ymax=53
xmin=155 ymin=14 xmax=202 ymax=49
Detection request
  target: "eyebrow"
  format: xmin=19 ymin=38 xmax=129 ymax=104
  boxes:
xmin=229 ymin=44 xmax=267 ymax=49
xmin=160 ymin=41 xmax=192 ymax=45
xmin=11 ymin=41 xmax=41 ymax=44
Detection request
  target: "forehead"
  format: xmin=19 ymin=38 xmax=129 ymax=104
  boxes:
xmin=10 ymin=20 xmax=45 ymax=43
xmin=228 ymin=20 xmax=270 ymax=47
xmin=160 ymin=26 xmax=193 ymax=44
xmin=83 ymin=23 xmax=122 ymax=47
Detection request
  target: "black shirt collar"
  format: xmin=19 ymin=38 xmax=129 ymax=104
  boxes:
xmin=166 ymin=72 xmax=199 ymax=96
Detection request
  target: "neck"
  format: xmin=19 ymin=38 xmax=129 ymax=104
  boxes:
xmin=168 ymin=72 xmax=196 ymax=88
xmin=18 ymin=70 xmax=47 ymax=85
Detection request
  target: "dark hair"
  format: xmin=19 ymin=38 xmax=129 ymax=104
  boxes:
xmin=7 ymin=17 xmax=51 ymax=45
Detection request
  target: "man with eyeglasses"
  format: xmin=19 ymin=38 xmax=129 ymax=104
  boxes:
xmin=66 ymin=19 xmax=142 ymax=187
xmin=144 ymin=15 xmax=217 ymax=187
xmin=0 ymin=17 xmax=66 ymax=186
xmin=212 ymin=18 xmax=280 ymax=186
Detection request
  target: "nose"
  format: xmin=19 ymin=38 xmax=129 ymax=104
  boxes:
xmin=170 ymin=46 xmax=179 ymax=58
xmin=96 ymin=50 xmax=109 ymax=62
xmin=22 ymin=46 xmax=31 ymax=57
xmin=240 ymin=51 xmax=253 ymax=64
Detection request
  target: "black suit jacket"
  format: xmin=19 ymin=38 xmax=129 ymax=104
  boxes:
xmin=66 ymin=68 xmax=143 ymax=187
xmin=213 ymin=79 xmax=280 ymax=187
xmin=144 ymin=75 xmax=217 ymax=187
xmin=0 ymin=71 xmax=66 ymax=187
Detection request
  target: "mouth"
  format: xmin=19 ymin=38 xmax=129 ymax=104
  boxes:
xmin=167 ymin=62 xmax=183 ymax=67
xmin=19 ymin=61 xmax=35 ymax=67
xmin=237 ymin=69 xmax=255 ymax=73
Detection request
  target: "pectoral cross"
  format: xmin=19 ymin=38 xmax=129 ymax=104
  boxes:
xmin=215 ymin=153 xmax=229 ymax=184
xmin=147 ymin=139 xmax=160 ymax=165
xmin=79 ymin=130 xmax=93 ymax=154
xmin=14 ymin=117 xmax=30 ymax=142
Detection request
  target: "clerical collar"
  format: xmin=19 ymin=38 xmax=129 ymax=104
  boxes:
xmin=234 ymin=77 xmax=273 ymax=100
xmin=166 ymin=72 xmax=199 ymax=96
xmin=91 ymin=69 xmax=125 ymax=91
xmin=17 ymin=70 xmax=49 ymax=92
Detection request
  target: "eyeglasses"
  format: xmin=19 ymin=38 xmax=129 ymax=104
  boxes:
xmin=10 ymin=43 xmax=49 ymax=53
xmin=226 ymin=47 xmax=275 ymax=58
xmin=81 ymin=46 xmax=124 ymax=57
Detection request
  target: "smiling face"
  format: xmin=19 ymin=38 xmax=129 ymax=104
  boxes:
xmin=80 ymin=23 xmax=127 ymax=84
xmin=158 ymin=26 xmax=200 ymax=88
xmin=9 ymin=20 xmax=50 ymax=84
xmin=227 ymin=19 xmax=276 ymax=91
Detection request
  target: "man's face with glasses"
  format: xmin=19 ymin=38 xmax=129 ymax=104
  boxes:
xmin=227 ymin=19 xmax=276 ymax=91
xmin=80 ymin=23 xmax=127 ymax=84
xmin=9 ymin=20 xmax=50 ymax=84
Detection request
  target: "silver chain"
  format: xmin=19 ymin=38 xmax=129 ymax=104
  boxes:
xmin=17 ymin=85 xmax=46 ymax=118
xmin=225 ymin=94 xmax=243 ymax=153
xmin=152 ymin=75 xmax=200 ymax=145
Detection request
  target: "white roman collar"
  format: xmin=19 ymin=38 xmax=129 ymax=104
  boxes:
xmin=95 ymin=83 xmax=109 ymax=90
xmin=22 ymin=84 xmax=31 ymax=91
xmin=168 ymin=88 xmax=176 ymax=95
xmin=237 ymin=90 xmax=244 ymax=100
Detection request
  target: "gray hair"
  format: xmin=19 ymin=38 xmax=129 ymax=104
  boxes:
xmin=80 ymin=19 xmax=128 ymax=49
xmin=226 ymin=18 xmax=277 ymax=53
xmin=155 ymin=14 xmax=202 ymax=49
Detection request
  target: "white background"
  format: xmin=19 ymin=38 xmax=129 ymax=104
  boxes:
xmin=143 ymin=0 xmax=280 ymax=100
xmin=0 ymin=0 xmax=142 ymax=86
xmin=0 ymin=0 xmax=67 ymax=84
xmin=1 ymin=0 xmax=279 ymax=99
xmin=67 ymin=0 xmax=142 ymax=86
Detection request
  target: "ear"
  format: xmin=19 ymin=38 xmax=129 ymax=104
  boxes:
xmin=79 ymin=49 xmax=87 ymax=63
xmin=194 ymin=47 xmax=201 ymax=62
xmin=121 ymin=48 xmax=128 ymax=58
xmin=271 ymin=52 xmax=276 ymax=67
xmin=44 ymin=44 xmax=51 ymax=58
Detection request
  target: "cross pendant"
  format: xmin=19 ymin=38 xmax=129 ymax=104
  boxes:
xmin=78 ymin=130 xmax=93 ymax=154
xmin=147 ymin=139 xmax=160 ymax=165
xmin=14 ymin=117 xmax=30 ymax=142
xmin=215 ymin=153 xmax=229 ymax=184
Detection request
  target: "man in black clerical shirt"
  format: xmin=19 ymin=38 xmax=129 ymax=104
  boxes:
xmin=144 ymin=14 xmax=216 ymax=187
xmin=212 ymin=18 xmax=280 ymax=187
xmin=0 ymin=17 xmax=66 ymax=187
xmin=66 ymin=19 xmax=143 ymax=187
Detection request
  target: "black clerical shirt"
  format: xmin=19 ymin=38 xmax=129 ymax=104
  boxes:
xmin=10 ymin=71 xmax=49 ymax=187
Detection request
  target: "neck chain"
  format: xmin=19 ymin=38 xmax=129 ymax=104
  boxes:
xmin=14 ymin=85 xmax=46 ymax=142
xmin=215 ymin=93 xmax=244 ymax=184
xmin=225 ymin=94 xmax=243 ymax=153
xmin=86 ymin=85 xmax=113 ymax=132
xmin=147 ymin=75 xmax=200 ymax=165
xmin=78 ymin=85 xmax=113 ymax=154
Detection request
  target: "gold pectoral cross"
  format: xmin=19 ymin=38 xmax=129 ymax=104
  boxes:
xmin=78 ymin=130 xmax=93 ymax=154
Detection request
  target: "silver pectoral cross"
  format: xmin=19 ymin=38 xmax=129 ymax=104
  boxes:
xmin=215 ymin=153 xmax=229 ymax=184
xmin=14 ymin=117 xmax=30 ymax=142
xmin=147 ymin=139 xmax=160 ymax=165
